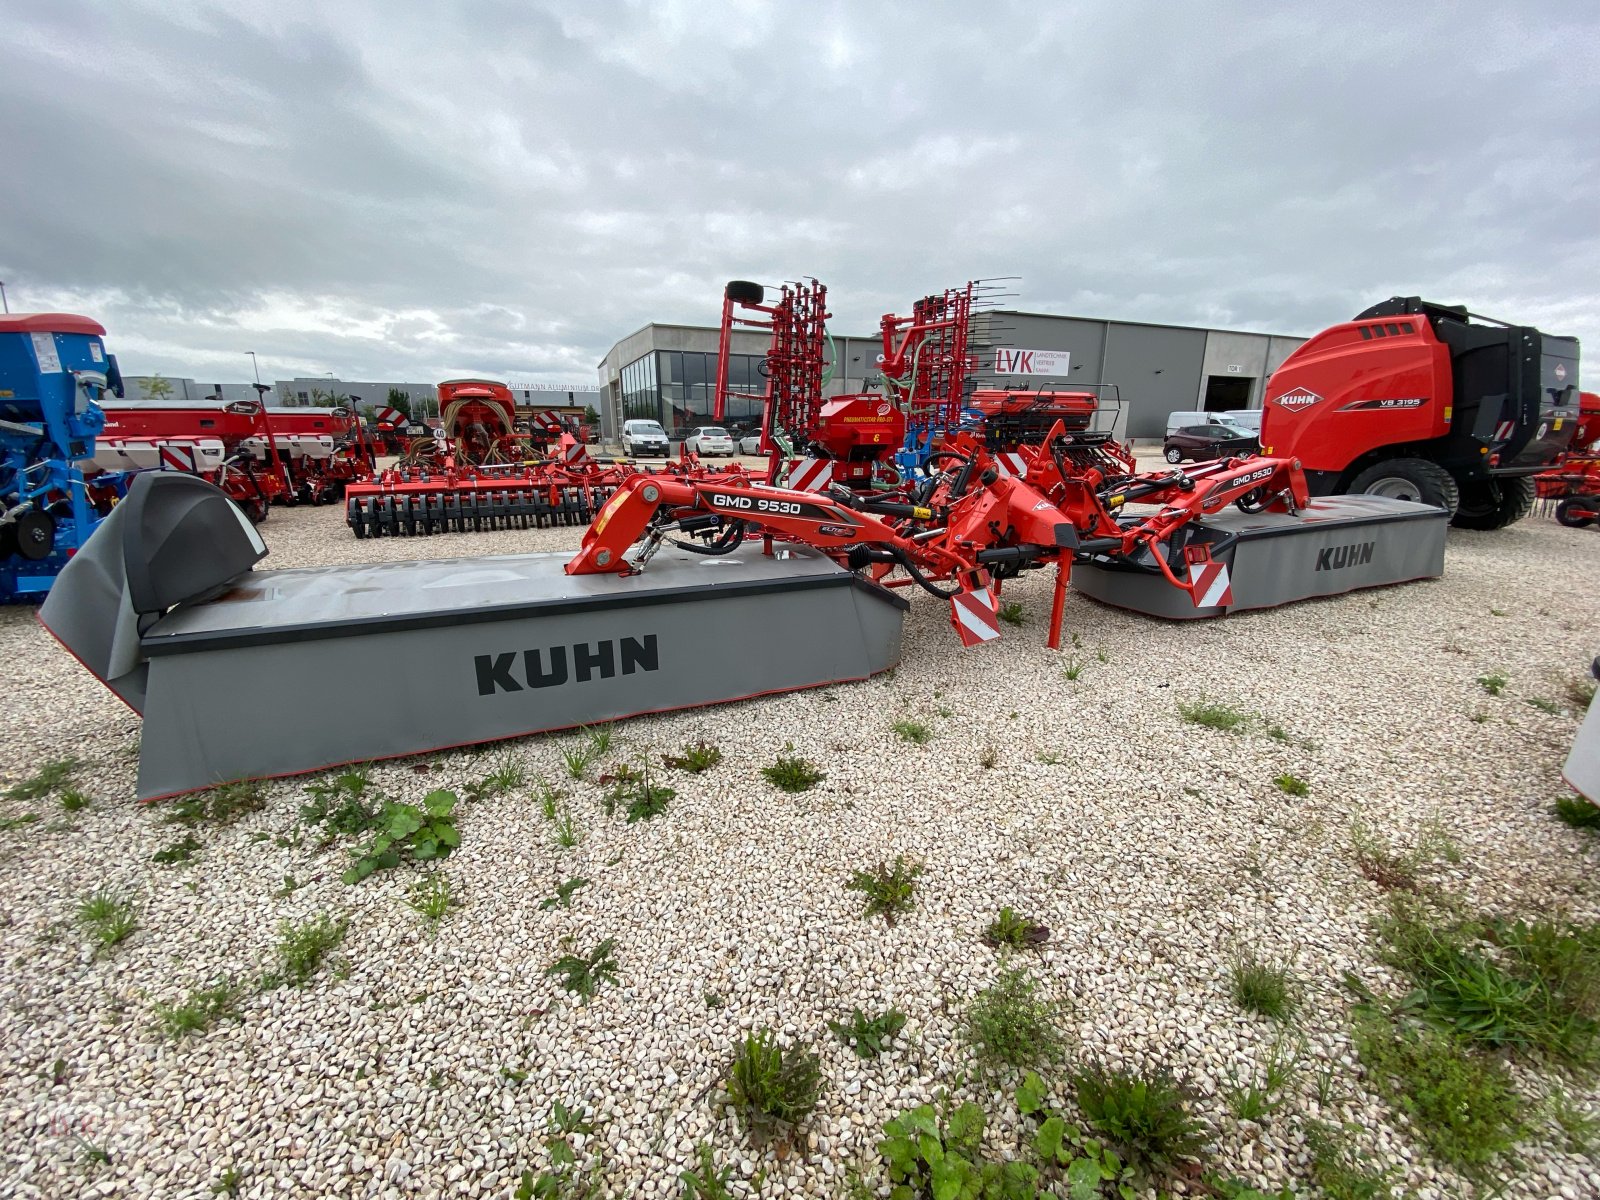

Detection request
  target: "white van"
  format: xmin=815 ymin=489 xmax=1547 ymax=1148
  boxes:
xmin=621 ymin=419 xmax=670 ymax=458
xmin=1221 ymin=409 xmax=1263 ymax=434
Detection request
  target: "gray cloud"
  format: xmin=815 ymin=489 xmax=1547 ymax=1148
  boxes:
xmin=2 ymin=0 xmax=1596 ymax=386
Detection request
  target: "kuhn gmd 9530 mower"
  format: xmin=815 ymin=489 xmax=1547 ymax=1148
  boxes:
xmin=44 ymin=398 xmax=1447 ymax=795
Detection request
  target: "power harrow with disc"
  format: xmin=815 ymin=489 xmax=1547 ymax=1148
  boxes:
xmin=345 ymin=377 xmax=643 ymax=536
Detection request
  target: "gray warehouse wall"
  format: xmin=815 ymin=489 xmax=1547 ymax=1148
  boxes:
xmin=1104 ymin=325 xmax=1208 ymax=439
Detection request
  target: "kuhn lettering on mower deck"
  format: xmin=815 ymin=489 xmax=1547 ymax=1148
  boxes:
xmin=474 ymin=636 xmax=660 ymax=694
xmin=1315 ymin=541 xmax=1376 ymax=571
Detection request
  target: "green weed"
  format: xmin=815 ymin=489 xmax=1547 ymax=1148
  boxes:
xmin=151 ymin=835 xmax=202 ymax=866
xmin=845 ymin=856 xmax=923 ymax=924
xmin=1567 ymin=675 xmax=1597 ymax=709
xmin=1273 ymin=773 xmax=1309 ymax=797
xmin=880 ymin=1099 xmax=1039 ymax=1198
xmin=979 ymin=745 xmax=998 ymax=769
xmin=1178 ymin=699 xmax=1250 ymax=732
xmin=983 ymin=906 xmax=1050 ymax=950
xmin=1348 ymin=820 xmax=1418 ymax=891
xmin=964 ymin=966 xmax=1068 ymax=1074
xmin=1070 ymin=1061 xmax=1210 ymax=1175
xmin=153 ymin=981 xmax=242 ymax=1038
xmin=4 ymin=756 xmax=79 ymax=802
xmin=584 ymin=724 xmax=615 ymax=757
xmin=1547 ymin=1084 xmax=1600 ymax=1153
xmin=166 ymin=781 xmax=266 ymax=827
xmin=663 ymin=741 xmax=722 ymax=773
xmin=1353 ymin=1013 xmax=1524 ymax=1173
xmin=469 ymin=751 xmax=526 ymax=799
xmin=890 ymin=718 xmax=933 ymax=745
xmin=0 ymin=812 xmax=40 ymax=832
xmin=539 ymin=876 xmax=590 ymax=911
xmin=606 ymin=760 xmax=674 ymax=823
xmin=1554 ymin=795 xmax=1600 ymax=829
xmin=1226 ymin=1038 xmax=1299 ymax=1122
xmin=267 ymin=913 xmax=347 ymax=988
xmin=1305 ymin=1120 xmax=1395 ymax=1200
xmin=678 ymin=1141 xmax=734 ymax=1199
xmin=1528 ymin=696 xmax=1564 ymax=715
xmin=997 ymin=599 xmax=1024 ymax=626
xmin=545 ymin=938 xmax=620 ymax=1002
xmin=536 ymin=780 xmax=562 ymax=822
xmin=827 ymin=1007 xmax=907 ymax=1059
xmin=300 ymin=767 xmax=382 ymax=841
xmin=761 ymin=747 xmax=825 ymax=793
xmin=343 ymin=789 xmax=460 ymax=883
xmin=725 ymin=1027 xmax=823 ymax=1132
xmin=60 ymin=790 xmax=91 ymax=813
xmin=1477 ymin=671 xmax=1508 ymax=696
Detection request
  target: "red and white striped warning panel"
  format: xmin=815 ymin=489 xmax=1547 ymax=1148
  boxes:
xmin=993 ymin=452 xmax=1028 ymax=478
xmin=784 ymin=457 xmax=833 ymax=492
xmin=949 ymin=585 xmax=1002 ymax=648
xmin=375 ymin=406 xmax=405 ymax=426
xmin=559 ymin=435 xmax=587 ymax=464
xmin=158 ymin=443 xmax=200 ymax=472
xmin=1493 ymin=420 xmax=1516 ymax=442
xmin=1187 ymin=559 xmax=1234 ymax=609
xmin=531 ymin=411 xmax=565 ymax=433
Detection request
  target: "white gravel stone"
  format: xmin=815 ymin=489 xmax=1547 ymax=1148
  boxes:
xmin=0 ymin=497 xmax=1596 ymax=1197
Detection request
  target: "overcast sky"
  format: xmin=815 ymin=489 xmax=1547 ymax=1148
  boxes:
xmin=3 ymin=1 xmax=1596 ymax=387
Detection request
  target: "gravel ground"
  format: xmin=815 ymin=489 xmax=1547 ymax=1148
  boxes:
xmin=1 ymin=497 xmax=1598 ymax=1200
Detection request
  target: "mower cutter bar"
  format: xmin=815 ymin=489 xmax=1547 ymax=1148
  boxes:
xmin=347 ymin=485 xmax=616 ymax=537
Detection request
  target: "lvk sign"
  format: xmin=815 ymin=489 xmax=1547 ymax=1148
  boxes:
xmin=994 ymin=347 xmax=1071 ymax=376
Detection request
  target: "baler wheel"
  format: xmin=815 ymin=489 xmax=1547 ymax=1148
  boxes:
xmin=725 ymin=280 xmax=764 ymax=304
xmin=1348 ymin=457 xmax=1460 ymax=515
xmin=1555 ymin=497 xmax=1597 ymax=528
xmin=1451 ymin=475 xmax=1536 ymax=531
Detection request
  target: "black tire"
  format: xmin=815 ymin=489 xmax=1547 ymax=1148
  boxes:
xmin=1347 ymin=457 xmax=1460 ymax=514
xmin=725 ymin=280 xmax=764 ymax=304
xmin=14 ymin=511 xmax=55 ymax=560
xmin=1451 ymin=475 xmax=1536 ymax=531
xmin=1555 ymin=497 xmax=1597 ymax=528
xmin=1165 ymin=447 xmax=1183 ymax=463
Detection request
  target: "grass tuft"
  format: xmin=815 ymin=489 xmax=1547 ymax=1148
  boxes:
xmin=4 ymin=756 xmax=79 ymax=802
xmin=153 ymin=981 xmax=242 ymax=1038
xmin=76 ymin=888 xmax=139 ymax=955
xmin=890 ymin=718 xmax=933 ymax=745
xmin=1229 ymin=949 xmax=1298 ymax=1021
xmin=151 ymin=835 xmax=202 ymax=866
xmin=405 ymin=873 xmax=454 ymax=929
xmin=1178 ymin=699 xmax=1250 ymax=732
xmin=560 ymin=741 xmax=595 ymax=780
xmin=726 ymin=1028 xmax=822 ymax=1132
xmin=60 ymin=790 xmax=91 ymax=813
xmin=1476 ymin=671 xmax=1508 ymax=696
xmin=997 ymin=600 xmax=1024 ymax=626
xmin=845 ymin=856 xmax=923 ymax=924
xmin=1305 ymin=1120 xmax=1395 ymax=1199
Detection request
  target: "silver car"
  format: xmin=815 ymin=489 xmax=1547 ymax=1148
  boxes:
xmin=684 ymin=426 xmax=736 ymax=457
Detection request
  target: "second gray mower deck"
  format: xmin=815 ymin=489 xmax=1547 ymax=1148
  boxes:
xmin=135 ymin=544 xmax=906 ymax=799
xmin=1072 ymin=493 xmax=1448 ymax=618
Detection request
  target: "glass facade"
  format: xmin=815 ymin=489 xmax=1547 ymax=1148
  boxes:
xmin=619 ymin=351 xmax=767 ymax=438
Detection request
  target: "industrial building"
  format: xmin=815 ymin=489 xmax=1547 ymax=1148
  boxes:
xmin=596 ymin=309 xmax=1307 ymax=442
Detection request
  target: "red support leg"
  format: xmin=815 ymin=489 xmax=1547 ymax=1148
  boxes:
xmin=1047 ymin=560 xmax=1068 ymax=650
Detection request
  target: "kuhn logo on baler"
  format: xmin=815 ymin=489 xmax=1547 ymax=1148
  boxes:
xmin=1275 ymin=388 xmax=1322 ymax=412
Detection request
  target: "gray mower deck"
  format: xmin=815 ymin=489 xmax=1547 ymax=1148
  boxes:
xmin=131 ymin=545 xmax=905 ymax=799
xmin=1072 ymin=494 xmax=1448 ymax=618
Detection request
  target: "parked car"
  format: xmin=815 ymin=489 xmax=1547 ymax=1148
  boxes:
xmin=684 ymin=426 xmax=737 ymax=457
xmin=1163 ymin=423 xmax=1260 ymax=463
xmin=622 ymin=419 xmax=670 ymax=458
xmin=738 ymin=431 xmax=763 ymax=454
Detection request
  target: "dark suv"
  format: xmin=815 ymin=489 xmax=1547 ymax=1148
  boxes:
xmin=1163 ymin=423 xmax=1260 ymax=464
